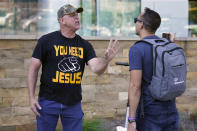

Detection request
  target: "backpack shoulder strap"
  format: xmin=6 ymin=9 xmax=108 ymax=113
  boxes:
xmin=135 ymin=38 xmax=170 ymax=46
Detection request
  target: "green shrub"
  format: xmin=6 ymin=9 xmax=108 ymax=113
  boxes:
xmin=56 ymin=119 xmax=105 ymax=131
xmin=82 ymin=119 xmax=105 ymax=131
xmin=190 ymin=109 xmax=197 ymax=122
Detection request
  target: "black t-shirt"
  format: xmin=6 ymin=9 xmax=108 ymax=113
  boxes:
xmin=32 ymin=31 xmax=96 ymax=105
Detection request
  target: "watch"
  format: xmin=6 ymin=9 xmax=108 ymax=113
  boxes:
xmin=128 ymin=118 xmax=136 ymax=123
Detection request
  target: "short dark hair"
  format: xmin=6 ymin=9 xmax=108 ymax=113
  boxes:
xmin=141 ymin=8 xmax=161 ymax=33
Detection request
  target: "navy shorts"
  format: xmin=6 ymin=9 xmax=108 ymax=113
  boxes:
xmin=136 ymin=112 xmax=179 ymax=131
xmin=36 ymin=97 xmax=84 ymax=131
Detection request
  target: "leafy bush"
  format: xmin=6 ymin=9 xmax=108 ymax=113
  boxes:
xmin=82 ymin=119 xmax=105 ymax=131
xmin=56 ymin=119 xmax=105 ymax=131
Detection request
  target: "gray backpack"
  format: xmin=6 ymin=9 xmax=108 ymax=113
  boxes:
xmin=137 ymin=38 xmax=187 ymax=101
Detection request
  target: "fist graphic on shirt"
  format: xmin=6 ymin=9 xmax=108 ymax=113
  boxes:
xmin=58 ymin=57 xmax=80 ymax=72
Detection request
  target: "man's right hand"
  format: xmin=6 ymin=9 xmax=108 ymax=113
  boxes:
xmin=30 ymin=98 xmax=42 ymax=117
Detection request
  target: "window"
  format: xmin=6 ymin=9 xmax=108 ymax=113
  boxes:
xmin=189 ymin=0 xmax=197 ymax=37
xmin=79 ymin=0 xmax=140 ymax=37
xmin=0 ymin=0 xmax=38 ymax=35
xmin=0 ymin=0 xmax=140 ymax=36
xmin=0 ymin=0 xmax=197 ymax=38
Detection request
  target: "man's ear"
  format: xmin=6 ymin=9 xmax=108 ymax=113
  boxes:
xmin=140 ymin=22 xmax=144 ymax=29
xmin=59 ymin=18 xmax=63 ymax=24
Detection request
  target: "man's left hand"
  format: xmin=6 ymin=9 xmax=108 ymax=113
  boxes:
xmin=104 ymin=39 xmax=120 ymax=62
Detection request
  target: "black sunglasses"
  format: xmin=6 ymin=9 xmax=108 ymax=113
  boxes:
xmin=134 ymin=18 xmax=143 ymax=23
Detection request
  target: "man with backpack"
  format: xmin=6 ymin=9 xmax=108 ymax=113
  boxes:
xmin=128 ymin=8 xmax=187 ymax=131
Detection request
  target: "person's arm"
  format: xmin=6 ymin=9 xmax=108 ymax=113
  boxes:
xmin=27 ymin=57 xmax=42 ymax=117
xmin=127 ymin=70 xmax=142 ymax=131
xmin=88 ymin=39 xmax=120 ymax=75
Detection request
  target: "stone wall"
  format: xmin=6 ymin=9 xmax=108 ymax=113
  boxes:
xmin=0 ymin=37 xmax=197 ymax=130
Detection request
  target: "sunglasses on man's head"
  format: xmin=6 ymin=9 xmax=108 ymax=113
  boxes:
xmin=134 ymin=18 xmax=143 ymax=23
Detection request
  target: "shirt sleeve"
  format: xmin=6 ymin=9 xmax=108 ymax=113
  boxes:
xmin=129 ymin=45 xmax=143 ymax=71
xmin=84 ymin=41 xmax=96 ymax=64
xmin=32 ymin=37 xmax=47 ymax=62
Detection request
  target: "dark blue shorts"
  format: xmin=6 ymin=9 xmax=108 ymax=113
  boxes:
xmin=36 ymin=97 xmax=83 ymax=131
xmin=136 ymin=112 xmax=179 ymax=131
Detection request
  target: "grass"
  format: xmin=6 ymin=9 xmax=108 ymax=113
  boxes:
xmin=56 ymin=119 xmax=105 ymax=131
xmin=178 ymin=125 xmax=184 ymax=131
xmin=82 ymin=119 xmax=105 ymax=131
xmin=189 ymin=109 xmax=197 ymax=122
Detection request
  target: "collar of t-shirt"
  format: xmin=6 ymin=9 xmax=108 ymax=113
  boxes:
xmin=142 ymin=35 xmax=160 ymax=39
